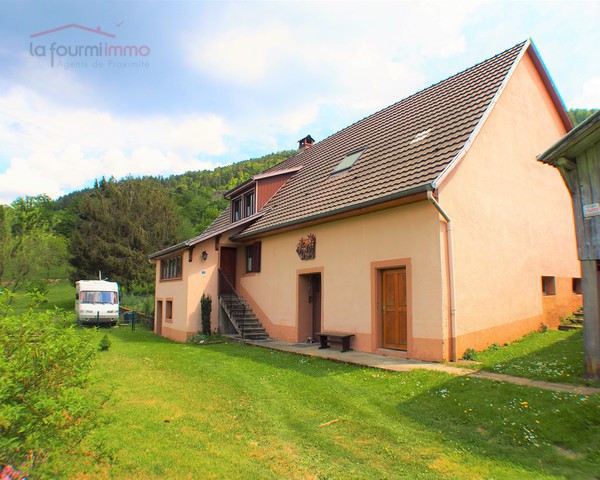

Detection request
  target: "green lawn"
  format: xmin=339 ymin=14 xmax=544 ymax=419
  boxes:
xmin=46 ymin=328 xmax=599 ymax=479
xmin=455 ymin=329 xmax=600 ymax=387
xmin=9 ymin=280 xmax=75 ymax=314
xmin=9 ymin=280 xmax=152 ymax=316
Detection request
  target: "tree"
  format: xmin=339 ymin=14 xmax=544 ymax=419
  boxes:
xmin=569 ymin=108 xmax=598 ymax=126
xmin=4 ymin=229 xmax=68 ymax=292
xmin=69 ymin=177 xmax=181 ymax=291
xmin=201 ymin=293 xmax=212 ymax=335
xmin=0 ymin=196 xmax=68 ymax=293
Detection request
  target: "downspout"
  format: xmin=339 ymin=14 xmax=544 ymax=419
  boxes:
xmin=427 ymin=191 xmax=457 ymax=361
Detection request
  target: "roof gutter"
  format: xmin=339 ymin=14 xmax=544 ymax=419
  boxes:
xmin=232 ymin=184 xmax=433 ymax=240
xmin=427 ymin=191 xmax=457 ymax=362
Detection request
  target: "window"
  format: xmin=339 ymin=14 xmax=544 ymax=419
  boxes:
xmin=80 ymin=291 xmax=118 ymax=304
xmin=541 ymin=276 xmax=556 ymax=296
xmin=245 ymin=191 xmax=255 ymax=217
xmin=232 ymin=198 xmax=242 ymax=222
xmin=231 ymin=188 xmax=256 ymax=222
xmin=166 ymin=300 xmax=173 ymax=322
xmin=246 ymin=241 xmax=261 ymax=273
xmin=160 ymin=256 xmax=182 ymax=280
xmin=332 ymin=148 xmax=366 ymax=174
xmin=572 ymin=277 xmax=582 ymax=295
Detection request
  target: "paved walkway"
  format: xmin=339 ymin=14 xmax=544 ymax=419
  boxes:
xmin=244 ymin=338 xmax=600 ymax=396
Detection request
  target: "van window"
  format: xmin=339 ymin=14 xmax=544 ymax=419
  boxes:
xmin=80 ymin=291 xmax=118 ymax=304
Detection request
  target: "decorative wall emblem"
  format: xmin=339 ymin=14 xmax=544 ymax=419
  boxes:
xmin=296 ymin=233 xmax=316 ymax=260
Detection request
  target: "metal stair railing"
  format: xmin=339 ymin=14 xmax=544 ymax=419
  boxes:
xmin=218 ymin=269 xmax=247 ymax=339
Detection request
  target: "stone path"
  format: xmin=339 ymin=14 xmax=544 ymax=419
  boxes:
xmin=244 ymin=338 xmax=600 ymax=396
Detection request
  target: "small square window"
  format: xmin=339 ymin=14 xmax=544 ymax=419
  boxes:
xmin=572 ymin=278 xmax=582 ymax=295
xmin=541 ymin=276 xmax=556 ymax=296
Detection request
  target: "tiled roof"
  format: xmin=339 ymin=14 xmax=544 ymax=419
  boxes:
xmin=149 ymin=206 xmax=265 ymax=259
xmin=236 ymin=41 xmax=530 ymax=237
xmin=151 ymin=39 xmax=570 ymax=257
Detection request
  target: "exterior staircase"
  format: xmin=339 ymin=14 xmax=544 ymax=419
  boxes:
xmin=219 ymin=294 xmax=269 ymax=340
xmin=558 ymin=308 xmax=584 ymax=331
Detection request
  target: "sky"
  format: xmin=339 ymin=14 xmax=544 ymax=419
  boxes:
xmin=0 ymin=0 xmax=598 ymax=204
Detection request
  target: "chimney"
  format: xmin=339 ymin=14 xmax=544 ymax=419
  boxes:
xmin=298 ymin=135 xmax=315 ymax=152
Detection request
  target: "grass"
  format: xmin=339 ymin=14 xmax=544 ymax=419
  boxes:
xmin=9 ymin=280 xmax=153 ymax=316
xmin=10 ymin=280 xmax=75 ymax=314
xmin=43 ymin=328 xmax=599 ymax=479
xmin=455 ymin=329 xmax=600 ymax=387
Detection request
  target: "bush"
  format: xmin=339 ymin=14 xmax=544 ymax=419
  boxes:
xmin=25 ymin=279 xmax=49 ymax=297
xmin=0 ymin=308 xmax=101 ymax=470
xmin=461 ymin=348 xmax=477 ymax=361
xmin=201 ymin=294 xmax=212 ymax=336
xmin=187 ymin=333 xmax=226 ymax=345
xmin=120 ymin=293 xmax=154 ymax=317
xmin=99 ymin=334 xmax=111 ymax=351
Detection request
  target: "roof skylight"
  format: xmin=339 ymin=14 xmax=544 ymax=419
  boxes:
xmin=410 ymin=128 xmax=432 ymax=144
xmin=332 ymin=148 xmax=366 ymax=174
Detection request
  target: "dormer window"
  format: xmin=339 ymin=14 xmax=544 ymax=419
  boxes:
xmin=232 ymin=198 xmax=242 ymax=222
xmin=231 ymin=187 xmax=256 ymax=223
xmin=244 ymin=191 xmax=255 ymax=217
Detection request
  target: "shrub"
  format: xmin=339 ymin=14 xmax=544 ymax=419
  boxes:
xmin=187 ymin=333 xmax=226 ymax=345
xmin=201 ymin=294 xmax=212 ymax=336
xmin=120 ymin=293 xmax=154 ymax=317
xmin=461 ymin=348 xmax=477 ymax=361
xmin=99 ymin=334 xmax=111 ymax=351
xmin=24 ymin=279 xmax=49 ymax=297
xmin=0 ymin=309 xmax=101 ymax=470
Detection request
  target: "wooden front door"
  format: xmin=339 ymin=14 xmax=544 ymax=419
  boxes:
xmin=219 ymin=247 xmax=237 ymax=294
xmin=382 ymin=268 xmax=408 ymax=350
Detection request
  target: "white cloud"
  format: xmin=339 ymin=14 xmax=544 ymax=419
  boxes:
xmin=182 ymin=0 xmax=480 ymax=136
xmin=568 ymin=77 xmax=600 ymax=109
xmin=0 ymin=88 xmax=230 ymax=203
xmin=185 ymin=22 xmax=293 ymax=84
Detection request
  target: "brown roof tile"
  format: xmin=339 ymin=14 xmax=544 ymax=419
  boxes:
xmin=152 ymin=39 xmax=571 ymax=257
xmin=236 ymin=41 xmax=529 ymax=237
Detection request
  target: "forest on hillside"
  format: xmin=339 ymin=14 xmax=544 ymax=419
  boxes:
xmin=0 ymin=108 xmax=596 ymax=295
xmin=1 ymin=150 xmax=295 ymax=294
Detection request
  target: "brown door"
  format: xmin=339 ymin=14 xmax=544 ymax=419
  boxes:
xmin=219 ymin=247 xmax=237 ymax=294
xmin=312 ymin=274 xmax=322 ymax=338
xmin=382 ymin=268 xmax=408 ymax=350
xmin=156 ymin=300 xmax=163 ymax=335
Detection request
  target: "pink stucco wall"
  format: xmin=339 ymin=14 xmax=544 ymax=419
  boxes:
xmin=152 ymin=48 xmax=581 ymax=362
xmin=437 ymin=50 xmax=581 ymax=356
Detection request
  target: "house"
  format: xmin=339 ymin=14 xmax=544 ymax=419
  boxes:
xmin=150 ymin=39 xmax=582 ymax=362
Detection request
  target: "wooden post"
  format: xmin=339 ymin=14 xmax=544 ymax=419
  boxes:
xmin=582 ymin=260 xmax=600 ymax=378
xmin=538 ymin=111 xmax=600 ymax=380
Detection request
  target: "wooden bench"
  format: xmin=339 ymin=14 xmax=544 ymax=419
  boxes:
xmin=316 ymin=332 xmax=355 ymax=352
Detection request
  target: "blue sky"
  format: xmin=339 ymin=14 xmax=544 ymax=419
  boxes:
xmin=0 ymin=0 xmax=598 ymax=204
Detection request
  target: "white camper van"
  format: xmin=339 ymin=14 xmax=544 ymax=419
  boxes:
xmin=75 ymin=280 xmax=120 ymax=326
